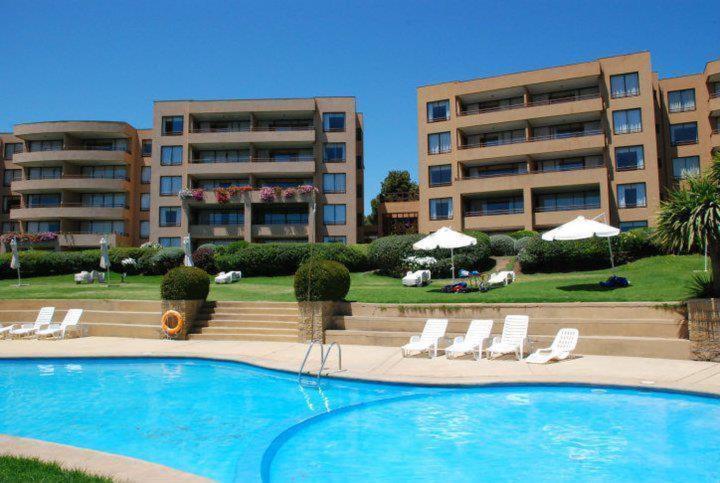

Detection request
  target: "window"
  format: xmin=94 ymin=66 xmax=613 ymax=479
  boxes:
xmin=195 ymin=178 xmax=249 ymax=189
xmin=140 ymin=193 xmax=151 ymax=211
xmin=162 ymin=116 xmax=183 ymax=135
xmin=617 ymin=183 xmax=647 ymax=208
xmin=141 ymin=139 xmax=152 ymax=157
xmin=670 ymin=122 xmax=698 ymax=146
xmin=160 ymin=176 xmax=182 ymax=195
xmin=159 ymin=237 xmax=181 ymax=247
xmin=610 ymin=72 xmax=640 ymax=98
xmin=427 ymin=100 xmax=450 ymax=122
xmin=81 ymin=193 xmax=125 ymax=207
xmin=428 ymin=132 xmax=451 ymax=154
xmin=429 ymin=165 xmax=452 ymax=186
xmin=82 ymin=165 xmax=126 ymax=179
xmin=28 ymin=140 xmax=62 ymax=152
xmin=323 ymin=143 xmax=346 ymax=162
xmin=429 ymin=198 xmax=453 ymax=220
xmin=195 ymin=149 xmax=249 ymax=163
xmin=3 ymin=169 xmax=21 ymax=186
xmin=615 ymin=146 xmax=645 ymax=171
xmin=3 ymin=143 xmax=22 ymax=160
xmin=613 ymin=109 xmax=642 ymax=134
xmin=141 ymin=166 xmax=151 ymax=184
xmin=323 ymin=236 xmax=347 ymax=244
xmin=672 ymin=156 xmax=701 ymax=179
xmin=254 ymin=207 xmax=308 ymax=225
xmin=26 ymin=194 xmax=61 ymax=207
xmin=83 ymin=138 xmax=128 ymax=152
xmin=159 ymin=207 xmax=181 ymax=227
xmin=534 ymin=190 xmax=600 ymax=212
xmin=79 ymin=220 xmax=125 ymax=235
xmin=194 ymin=210 xmax=244 ymax=226
xmin=466 ymin=129 xmax=525 ymax=147
xmin=160 ymin=146 xmax=183 ymax=165
xmin=2 ymin=196 xmax=20 ymax=214
xmin=1 ymin=222 xmax=19 ymax=233
xmin=323 ymin=204 xmax=346 ymax=225
xmin=619 ymin=220 xmax=648 ymax=232
xmin=323 ymin=113 xmax=345 ymax=132
xmin=466 ymin=196 xmax=523 ymax=215
xmin=322 ymin=173 xmax=346 ymax=193
xmin=139 ymin=220 xmax=150 ymax=238
xmin=28 ymin=167 xmax=62 ymax=180
xmin=27 ymin=220 xmax=60 ymax=233
xmin=668 ymin=89 xmax=696 ymax=112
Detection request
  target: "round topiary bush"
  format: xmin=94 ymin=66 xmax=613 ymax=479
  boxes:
xmin=489 ymin=234 xmax=517 ymax=256
xmin=192 ymin=245 xmax=217 ymax=274
xmin=161 ymin=266 xmax=211 ymax=300
xmin=294 ymin=259 xmax=350 ymax=301
xmin=513 ymin=236 xmax=533 ymax=254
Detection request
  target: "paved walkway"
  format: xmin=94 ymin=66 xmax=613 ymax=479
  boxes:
xmin=2 ymin=337 xmax=719 ymax=395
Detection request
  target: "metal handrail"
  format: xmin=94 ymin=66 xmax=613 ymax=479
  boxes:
xmin=459 ymin=91 xmax=601 ymax=116
xmin=317 ymin=342 xmax=342 ymax=380
xmin=298 ymin=341 xmax=324 ymax=383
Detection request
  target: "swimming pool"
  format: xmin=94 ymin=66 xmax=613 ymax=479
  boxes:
xmin=0 ymin=358 xmax=718 ymax=482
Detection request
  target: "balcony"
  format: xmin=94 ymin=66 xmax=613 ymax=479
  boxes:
xmin=11 ymin=203 xmax=127 ymax=221
xmin=709 ymin=93 xmax=720 ymax=116
xmin=11 ymin=176 xmax=128 ymax=193
xmin=183 ymin=187 xmax=315 ymax=205
xmin=189 ymin=225 xmax=245 ymax=238
xmin=252 ymin=224 xmax=309 ymax=239
xmin=188 ymin=125 xmax=315 ymax=145
xmin=12 ymin=146 xmax=132 ymax=166
xmin=457 ymin=93 xmax=603 ymax=128
xmin=463 ymin=209 xmax=526 ymax=231
xmin=187 ymin=157 xmax=316 ymax=177
xmin=711 ymin=128 xmax=720 ymax=148
xmin=457 ymin=130 xmax=605 ymax=162
xmin=458 ymin=162 xmax=606 ymax=192
xmin=57 ymin=232 xmax=130 ymax=248
xmin=533 ymin=204 xmax=602 ymax=227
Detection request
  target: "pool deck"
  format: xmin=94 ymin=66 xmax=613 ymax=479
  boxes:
xmin=1 ymin=337 xmax=719 ymax=482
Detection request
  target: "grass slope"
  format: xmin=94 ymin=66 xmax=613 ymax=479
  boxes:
xmin=0 ymin=455 xmax=111 ymax=482
xmin=0 ymin=255 xmax=703 ymax=303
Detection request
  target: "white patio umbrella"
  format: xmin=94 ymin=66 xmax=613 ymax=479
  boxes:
xmin=10 ymin=238 xmax=24 ymax=287
xmin=542 ymin=215 xmax=620 ymax=267
xmin=99 ymin=236 xmax=111 ymax=283
xmin=413 ymin=227 xmax=477 ymax=282
xmin=182 ymin=235 xmax=194 ymax=267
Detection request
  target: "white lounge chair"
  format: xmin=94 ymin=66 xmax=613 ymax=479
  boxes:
xmin=485 ymin=315 xmax=529 ymax=360
xmin=8 ymin=307 xmax=56 ymax=338
xmin=215 ymin=272 xmax=233 ymax=284
xmin=74 ymin=271 xmax=92 ymax=284
xmin=402 ymin=270 xmax=431 ymax=287
xmin=229 ymin=270 xmax=242 ymax=282
xmin=401 ymin=319 xmax=448 ymax=358
xmin=36 ymin=309 xmax=83 ymax=340
xmin=487 ymin=270 xmax=515 ymax=287
xmin=526 ymin=328 xmax=579 ymax=364
xmin=445 ymin=319 xmax=493 ymax=359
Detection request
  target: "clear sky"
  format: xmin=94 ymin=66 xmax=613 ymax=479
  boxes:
xmin=1 ymin=0 xmax=718 ymax=212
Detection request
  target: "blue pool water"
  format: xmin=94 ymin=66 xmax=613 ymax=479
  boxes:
xmin=0 ymin=358 xmax=718 ymax=482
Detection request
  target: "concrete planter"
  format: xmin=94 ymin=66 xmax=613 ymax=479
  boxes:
xmin=298 ymin=301 xmax=345 ymax=343
xmin=160 ymin=299 xmax=205 ymax=340
xmin=687 ymin=298 xmax=720 ymax=361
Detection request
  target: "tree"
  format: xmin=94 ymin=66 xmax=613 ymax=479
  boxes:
xmin=656 ymin=152 xmax=720 ymax=296
xmin=365 ymin=170 xmax=419 ymax=225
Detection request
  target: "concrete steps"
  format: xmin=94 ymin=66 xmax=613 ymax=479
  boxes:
xmin=187 ymin=301 xmax=300 ymax=342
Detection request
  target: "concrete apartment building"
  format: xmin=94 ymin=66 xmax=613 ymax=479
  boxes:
xmin=0 ymin=97 xmax=364 ymax=250
xmin=417 ymin=52 xmax=720 ymax=234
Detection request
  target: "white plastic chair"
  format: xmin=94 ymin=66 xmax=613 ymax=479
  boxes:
xmin=445 ymin=319 xmax=493 ymax=359
xmin=36 ymin=309 xmax=83 ymax=340
xmin=401 ymin=319 xmax=448 ymax=358
xmin=485 ymin=315 xmax=529 ymax=360
xmin=526 ymin=328 xmax=579 ymax=364
xmin=8 ymin=307 xmax=56 ymax=338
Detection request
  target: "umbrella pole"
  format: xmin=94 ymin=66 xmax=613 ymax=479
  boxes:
xmin=607 ymin=236 xmax=615 ymax=269
xmin=451 ymin=247 xmax=455 ymax=283
xmin=16 ymin=267 xmax=21 ymax=287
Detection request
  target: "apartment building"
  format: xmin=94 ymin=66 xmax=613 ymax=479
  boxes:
xmin=150 ymin=97 xmax=363 ymax=247
xmin=0 ymin=96 xmax=364 ymax=250
xmin=417 ymin=52 xmax=720 ymax=234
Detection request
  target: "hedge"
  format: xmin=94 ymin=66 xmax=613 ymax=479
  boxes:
xmin=161 ymin=266 xmax=210 ymax=300
xmin=518 ymin=227 xmax=665 ymax=273
xmin=215 ymin=242 xmax=369 ymax=276
xmin=367 ymin=232 xmax=493 ymax=278
xmin=507 ymin=230 xmax=539 ymax=239
xmin=294 ymin=259 xmax=350 ymax=301
xmin=489 ymin=234 xmax=517 ymax=256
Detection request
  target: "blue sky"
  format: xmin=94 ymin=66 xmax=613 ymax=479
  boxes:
xmin=1 ymin=0 xmax=718 ymax=212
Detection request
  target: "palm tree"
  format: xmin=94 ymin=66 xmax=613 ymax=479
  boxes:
xmin=656 ymin=153 xmax=720 ymax=296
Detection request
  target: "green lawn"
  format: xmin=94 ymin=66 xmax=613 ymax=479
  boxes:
xmin=0 ymin=255 xmax=703 ymax=303
xmin=0 ymin=456 xmax=111 ymax=483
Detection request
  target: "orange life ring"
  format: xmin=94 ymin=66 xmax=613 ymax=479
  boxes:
xmin=161 ymin=310 xmax=184 ymax=337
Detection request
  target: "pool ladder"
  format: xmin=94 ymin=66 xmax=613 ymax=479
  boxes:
xmin=298 ymin=341 xmax=343 ymax=385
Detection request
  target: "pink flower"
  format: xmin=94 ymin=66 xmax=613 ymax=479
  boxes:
xmin=259 ymin=187 xmax=276 ymax=202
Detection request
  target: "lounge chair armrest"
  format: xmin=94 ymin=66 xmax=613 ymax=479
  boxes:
xmin=19 ymin=323 xmax=34 ymax=330
xmin=491 ymin=336 xmax=501 ymax=345
xmin=409 ymin=335 xmax=420 ymax=344
xmin=453 ymin=336 xmax=464 ymax=344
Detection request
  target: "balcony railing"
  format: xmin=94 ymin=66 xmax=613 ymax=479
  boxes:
xmin=671 ymin=138 xmax=699 ymax=147
xmin=709 ymin=91 xmax=720 ymax=99
xmin=189 ymin=155 xmax=314 ymax=164
xmin=465 ymin=208 xmax=524 ymax=217
xmin=712 ymin=128 xmax=720 ymax=135
xmin=534 ymin=203 xmax=600 ymax=213
xmin=189 ymin=125 xmax=314 ymax=133
xmin=27 ymin=145 xmax=131 ymax=153
xmin=459 ymin=92 xmax=601 ymax=116
xmin=24 ymin=174 xmax=130 ymax=181
xmin=462 ymin=160 xmax=605 ymax=180
xmin=459 ymin=129 xmax=603 ymax=150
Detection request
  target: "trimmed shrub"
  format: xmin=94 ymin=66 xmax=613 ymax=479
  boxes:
xmin=489 ymin=234 xmax=517 ymax=256
xmin=308 ymin=243 xmax=369 ymax=272
xmin=619 ymin=227 xmax=664 ymax=261
xmin=507 ymin=229 xmax=539 ymax=239
xmin=514 ymin=236 xmax=533 ymax=254
xmin=109 ymin=247 xmax=148 ymax=274
xmin=139 ymin=247 xmax=184 ymax=275
xmin=161 ymin=266 xmax=210 ymax=300
xmin=294 ymin=259 xmax=350 ymax=301
xmin=192 ymin=246 xmax=217 ymax=274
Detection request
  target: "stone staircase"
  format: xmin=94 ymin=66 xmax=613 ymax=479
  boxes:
xmin=187 ymin=301 xmax=300 ymax=342
xmin=325 ymin=302 xmax=693 ymax=359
